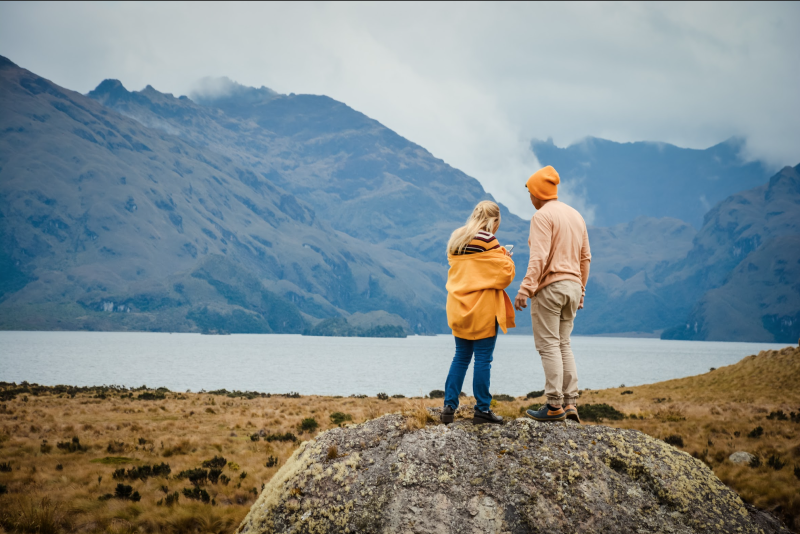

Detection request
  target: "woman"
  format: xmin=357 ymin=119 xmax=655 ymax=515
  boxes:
xmin=441 ymin=200 xmax=516 ymax=425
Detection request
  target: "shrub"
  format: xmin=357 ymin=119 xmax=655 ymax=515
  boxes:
xmin=750 ymin=456 xmax=762 ymax=468
xmin=265 ymin=456 xmax=279 ymax=468
xmin=283 ymin=392 xmax=301 ymax=398
xmin=767 ymin=410 xmax=788 ymax=421
xmin=202 ymin=456 xmax=227 ymax=469
xmin=240 ymin=471 xmax=247 ymax=479
xmin=40 ymin=440 xmax=52 ymax=454
xmin=330 ymin=412 xmax=352 ymax=425
xmin=580 ymin=404 xmax=625 ymax=422
xmin=208 ymin=468 xmax=222 ymax=484
xmin=429 ymin=390 xmax=445 ymax=399
xmin=377 ymin=392 xmax=389 ymax=401
xmin=299 ymin=418 xmax=318 ymax=433
xmin=250 ymin=433 xmax=260 ymax=442
xmin=794 ymin=466 xmax=800 ymax=480
xmin=136 ymin=391 xmax=166 ymax=401
xmin=0 ymin=462 xmax=12 ymax=472
xmin=0 ymin=484 xmax=6 ymax=495
xmin=114 ymin=484 xmax=141 ymax=501
xmin=327 ymin=446 xmax=338 ymax=461
xmin=264 ymin=432 xmax=298 ymax=442
xmin=106 ymin=440 xmax=125 ymax=454
xmin=55 ymin=464 xmax=62 ymax=471
xmin=526 ymin=390 xmax=545 ymax=399
xmin=182 ymin=487 xmax=210 ymax=503
xmin=767 ymin=454 xmax=785 ymax=470
xmin=177 ymin=468 xmax=208 ymax=486
xmin=748 ymin=426 xmax=764 ymax=438
xmin=219 ymin=474 xmax=231 ymax=485
xmin=663 ymin=435 xmax=684 ymax=447
xmin=113 ymin=463 xmax=171 ymax=481
xmin=57 ymin=437 xmax=86 ymax=452
xmin=493 ymin=394 xmax=515 ymax=402
xmin=158 ymin=491 xmax=180 ymax=506
xmin=621 ymin=390 xmax=633 ymax=395
xmin=392 ymin=394 xmax=405 ymax=398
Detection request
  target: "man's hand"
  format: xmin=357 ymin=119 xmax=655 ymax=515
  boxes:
xmin=514 ymin=293 xmax=528 ymax=311
xmin=578 ymin=294 xmax=585 ymax=310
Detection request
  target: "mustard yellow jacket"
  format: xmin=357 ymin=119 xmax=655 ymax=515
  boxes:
xmin=446 ymin=248 xmax=516 ymax=340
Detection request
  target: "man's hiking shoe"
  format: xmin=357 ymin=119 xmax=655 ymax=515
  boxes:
xmin=440 ymin=405 xmax=455 ymax=424
xmin=564 ymin=404 xmax=581 ymax=423
xmin=526 ymin=404 xmax=566 ymax=422
xmin=473 ymin=408 xmax=504 ymax=425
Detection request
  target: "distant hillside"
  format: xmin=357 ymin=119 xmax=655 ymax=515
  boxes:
xmin=661 ymin=166 xmax=800 ymax=342
xmin=531 ymin=136 xmax=773 ymax=228
xmin=576 ymin=165 xmax=800 ymax=342
xmin=0 ymin=57 xmax=462 ymax=333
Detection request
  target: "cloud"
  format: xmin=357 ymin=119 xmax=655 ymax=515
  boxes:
xmin=1 ymin=2 xmax=798 ymax=217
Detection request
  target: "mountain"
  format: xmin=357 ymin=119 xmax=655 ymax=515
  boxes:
xmin=661 ymin=165 xmax=800 ymax=342
xmin=575 ymin=165 xmax=800 ymax=342
xmin=531 ymin=136 xmax=773 ymax=228
xmin=0 ymin=57 xmax=530 ymax=334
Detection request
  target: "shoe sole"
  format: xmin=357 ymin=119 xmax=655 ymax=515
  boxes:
xmin=525 ymin=410 xmax=566 ymax=422
xmin=440 ymin=414 xmax=454 ymax=424
xmin=565 ymin=412 xmax=581 ymax=423
xmin=472 ymin=417 xmax=503 ymax=425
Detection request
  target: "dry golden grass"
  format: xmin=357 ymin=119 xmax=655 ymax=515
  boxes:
xmin=1 ymin=345 xmax=798 ymax=532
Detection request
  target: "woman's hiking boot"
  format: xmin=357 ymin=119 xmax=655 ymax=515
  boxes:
xmin=473 ymin=407 xmax=504 ymax=425
xmin=440 ymin=405 xmax=455 ymax=424
xmin=526 ymin=404 xmax=566 ymax=422
xmin=564 ymin=404 xmax=580 ymax=423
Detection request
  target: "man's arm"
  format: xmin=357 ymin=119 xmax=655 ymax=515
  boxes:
xmin=578 ymin=224 xmax=591 ymax=310
xmin=514 ymin=214 xmax=551 ymax=310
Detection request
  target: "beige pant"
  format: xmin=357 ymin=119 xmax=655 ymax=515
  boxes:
xmin=531 ymin=280 xmax=582 ymax=406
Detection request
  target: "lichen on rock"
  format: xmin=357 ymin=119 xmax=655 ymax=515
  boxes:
xmin=237 ymin=413 xmax=789 ymax=534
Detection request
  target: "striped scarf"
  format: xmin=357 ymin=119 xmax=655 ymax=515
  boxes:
xmin=457 ymin=230 xmax=500 ymax=255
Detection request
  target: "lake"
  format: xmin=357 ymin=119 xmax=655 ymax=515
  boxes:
xmin=0 ymin=331 xmax=788 ymax=397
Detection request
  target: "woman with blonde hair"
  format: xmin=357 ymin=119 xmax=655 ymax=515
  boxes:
xmin=441 ymin=200 xmax=516 ymax=425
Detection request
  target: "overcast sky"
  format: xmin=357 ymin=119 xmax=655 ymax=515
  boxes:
xmin=2 ymin=1 xmax=798 ymax=217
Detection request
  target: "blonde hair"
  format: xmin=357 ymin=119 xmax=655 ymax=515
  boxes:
xmin=447 ymin=200 xmax=501 ymax=255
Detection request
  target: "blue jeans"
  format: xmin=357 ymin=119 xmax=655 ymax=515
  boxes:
xmin=444 ymin=332 xmax=497 ymax=412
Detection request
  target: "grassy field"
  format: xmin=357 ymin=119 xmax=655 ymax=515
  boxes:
xmin=0 ymin=344 xmax=798 ymax=533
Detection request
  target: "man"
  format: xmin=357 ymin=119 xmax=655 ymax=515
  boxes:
xmin=514 ymin=166 xmax=591 ymax=423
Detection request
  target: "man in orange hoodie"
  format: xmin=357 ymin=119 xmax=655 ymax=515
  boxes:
xmin=514 ymin=166 xmax=591 ymax=423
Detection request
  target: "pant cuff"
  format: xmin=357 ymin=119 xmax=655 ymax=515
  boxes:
xmin=564 ymin=397 xmax=578 ymax=406
xmin=546 ymin=396 xmax=563 ymax=406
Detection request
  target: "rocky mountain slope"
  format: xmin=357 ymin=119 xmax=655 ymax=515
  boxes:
xmin=236 ymin=414 xmax=788 ymax=534
xmin=532 ymin=136 xmax=773 ymax=228
xmin=0 ymin=56 xmax=456 ymax=333
xmin=577 ymin=165 xmax=800 ymax=341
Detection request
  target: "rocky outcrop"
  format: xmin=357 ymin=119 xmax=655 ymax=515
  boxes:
xmin=237 ymin=414 xmax=788 ymax=534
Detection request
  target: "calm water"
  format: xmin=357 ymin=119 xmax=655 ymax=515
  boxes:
xmin=0 ymin=331 xmax=787 ymax=397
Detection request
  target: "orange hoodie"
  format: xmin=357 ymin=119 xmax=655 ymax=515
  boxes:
xmin=446 ymin=248 xmax=516 ymax=340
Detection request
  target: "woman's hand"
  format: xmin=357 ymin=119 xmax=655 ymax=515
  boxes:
xmin=514 ymin=293 xmax=527 ymax=311
xmin=503 ymin=248 xmax=514 ymax=257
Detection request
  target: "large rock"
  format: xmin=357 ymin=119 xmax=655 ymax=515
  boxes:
xmin=237 ymin=414 xmax=788 ymax=534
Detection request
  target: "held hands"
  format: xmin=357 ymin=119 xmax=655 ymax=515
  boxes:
xmin=514 ymin=293 xmax=528 ymax=311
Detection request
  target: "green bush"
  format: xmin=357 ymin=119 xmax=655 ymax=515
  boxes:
xmin=330 ymin=412 xmax=352 ymax=425
xmin=57 ymin=437 xmax=86 ymax=453
xmin=579 ymin=403 xmax=625 ymax=422
xmin=493 ymin=394 xmax=515 ymax=402
xmin=377 ymin=392 xmax=389 ymax=401
xmin=299 ymin=418 xmax=319 ymax=433
xmin=748 ymin=426 xmax=764 ymax=438
xmin=182 ymin=487 xmax=210 ymax=503
xmin=201 ymin=456 xmax=227 ymax=469
xmin=663 ymin=435 xmax=684 ymax=447
xmin=429 ymin=390 xmax=445 ymax=399
xmin=526 ymin=390 xmax=545 ymax=399
xmin=265 ymin=432 xmax=297 ymax=442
